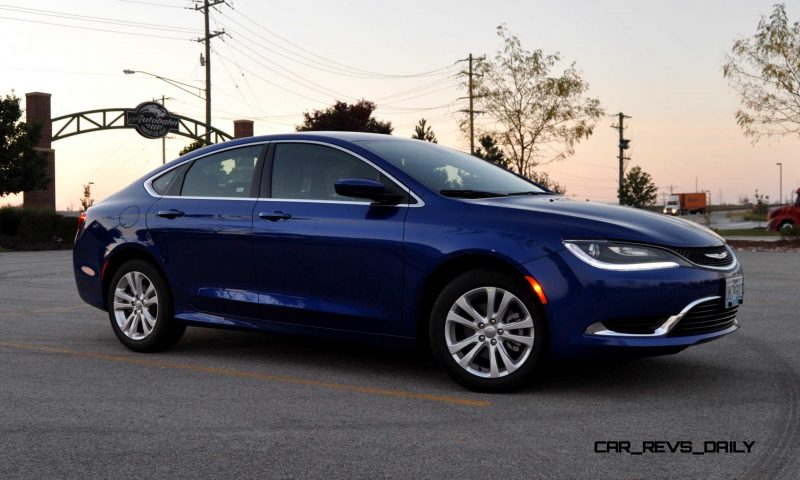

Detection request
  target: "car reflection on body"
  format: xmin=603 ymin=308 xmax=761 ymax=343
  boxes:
xmin=73 ymin=133 xmax=743 ymax=391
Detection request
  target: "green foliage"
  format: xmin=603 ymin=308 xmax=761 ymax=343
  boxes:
xmin=619 ymin=166 xmax=658 ymax=208
xmin=296 ymin=100 xmax=392 ymax=134
xmin=529 ymin=171 xmax=565 ymax=194
xmin=0 ymin=206 xmax=23 ymax=235
xmin=723 ymin=4 xmax=800 ymax=140
xmin=0 ymin=93 xmax=49 ymax=196
xmin=473 ymin=134 xmax=507 ymax=168
xmin=412 ymin=118 xmax=437 ymax=143
xmin=0 ymin=207 xmax=78 ymax=244
xmin=752 ymin=189 xmax=770 ymax=215
xmin=180 ymin=139 xmax=207 ymax=156
xmin=472 ymin=26 xmax=604 ymax=182
xmin=80 ymin=183 xmax=94 ymax=211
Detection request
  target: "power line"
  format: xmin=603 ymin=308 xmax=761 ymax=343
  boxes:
xmin=0 ymin=15 xmax=190 ymax=40
xmin=114 ymin=0 xmax=189 ymax=9
xmin=0 ymin=4 xmax=201 ymax=33
xmin=227 ymin=7 xmax=455 ymax=79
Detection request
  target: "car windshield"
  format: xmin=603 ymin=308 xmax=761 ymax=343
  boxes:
xmin=357 ymin=140 xmax=547 ymax=198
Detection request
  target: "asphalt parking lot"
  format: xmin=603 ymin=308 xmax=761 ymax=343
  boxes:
xmin=0 ymin=250 xmax=798 ymax=479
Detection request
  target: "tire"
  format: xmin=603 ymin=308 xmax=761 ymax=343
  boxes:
xmin=778 ymin=220 xmax=795 ymax=233
xmin=106 ymin=260 xmax=185 ymax=352
xmin=429 ymin=269 xmax=547 ymax=392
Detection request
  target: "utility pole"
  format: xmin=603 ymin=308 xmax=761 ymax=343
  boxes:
xmin=458 ymin=53 xmax=485 ymax=154
xmin=611 ymin=112 xmax=631 ymax=204
xmin=155 ymin=95 xmax=175 ymax=164
xmin=776 ymin=162 xmax=783 ymax=205
xmin=195 ymin=0 xmax=226 ymax=144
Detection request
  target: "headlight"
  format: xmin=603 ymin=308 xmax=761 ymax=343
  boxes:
xmin=563 ymin=240 xmax=685 ymax=271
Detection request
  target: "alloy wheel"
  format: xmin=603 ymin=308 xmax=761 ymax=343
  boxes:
xmin=444 ymin=286 xmax=535 ymax=378
xmin=113 ymin=271 xmax=159 ymax=340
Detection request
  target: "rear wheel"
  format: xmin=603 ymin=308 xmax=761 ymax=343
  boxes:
xmin=429 ymin=269 xmax=547 ymax=392
xmin=107 ymin=260 xmax=185 ymax=352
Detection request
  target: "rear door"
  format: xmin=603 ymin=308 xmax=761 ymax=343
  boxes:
xmin=147 ymin=143 xmax=266 ymax=318
xmin=252 ymin=141 xmax=410 ymax=334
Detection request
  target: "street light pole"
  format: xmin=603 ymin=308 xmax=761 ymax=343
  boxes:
xmin=123 ymin=70 xmax=204 ymax=100
xmin=776 ymin=162 xmax=783 ymax=205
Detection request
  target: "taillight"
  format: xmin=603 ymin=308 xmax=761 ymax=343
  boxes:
xmin=77 ymin=211 xmax=87 ymax=230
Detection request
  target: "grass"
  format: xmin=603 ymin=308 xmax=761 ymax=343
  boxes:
xmin=0 ymin=246 xmax=12 ymax=252
xmin=716 ymin=228 xmax=779 ymax=237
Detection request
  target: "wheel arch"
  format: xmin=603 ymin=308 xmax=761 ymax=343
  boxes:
xmin=101 ymin=245 xmax=168 ymax=310
xmin=414 ymin=251 xmax=537 ymax=345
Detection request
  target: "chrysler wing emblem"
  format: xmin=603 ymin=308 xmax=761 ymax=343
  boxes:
xmin=705 ymin=251 xmax=729 ymax=259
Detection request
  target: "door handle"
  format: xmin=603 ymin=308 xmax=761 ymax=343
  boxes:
xmin=259 ymin=211 xmax=292 ymax=221
xmin=157 ymin=209 xmax=185 ymax=219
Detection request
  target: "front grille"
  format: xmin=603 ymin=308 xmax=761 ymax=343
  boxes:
xmin=669 ymin=299 xmax=738 ymax=336
xmin=671 ymin=245 xmax=734 ymax=268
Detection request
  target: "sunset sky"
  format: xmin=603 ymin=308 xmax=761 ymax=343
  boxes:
xmin=2 ymin=0 xmax=799 ymax=209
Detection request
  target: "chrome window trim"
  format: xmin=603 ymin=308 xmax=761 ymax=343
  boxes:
xmin=584 ymin=295 xmax=739 ymax=338
xmin=143 ymin=141 xmax=269 ymax=199
xmin=143 ymin=139 xmax=425 ymax=207
xmin=266 ymin=140 xmax=424 ymax=208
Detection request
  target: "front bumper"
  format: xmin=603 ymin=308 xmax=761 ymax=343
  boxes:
xmin=523 ymin=248 xmax=743 ymax=359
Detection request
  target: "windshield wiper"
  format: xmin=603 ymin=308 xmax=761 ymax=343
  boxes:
xmin=439 ymin=189 xmax=508 ymax=199
xmin=507 ymin=191 xmax=552 ymax=196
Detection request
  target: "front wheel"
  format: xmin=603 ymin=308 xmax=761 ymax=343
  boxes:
xmin=429 ymin=269 xmax=547 ymax=392
xmin=107 ymin=260 xmax=185 ymax=352
xmin=779 ymin=220 xmax=795 ymax=233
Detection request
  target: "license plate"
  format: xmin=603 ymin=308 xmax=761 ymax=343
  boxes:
xmin=725 ymin=276 xmax=744 ymax=308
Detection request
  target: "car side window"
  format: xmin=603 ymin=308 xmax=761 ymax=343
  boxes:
xmin=181 ymin=146 xmax=262 ymax=198
xmin=271 ymin=143 xmax=406 ymax=202
xmin=151 ymin=168 xmax=180 ymax=195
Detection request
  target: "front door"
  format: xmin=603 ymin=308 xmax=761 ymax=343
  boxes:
xmin=252 ymin=142 xmax=409 ymax=335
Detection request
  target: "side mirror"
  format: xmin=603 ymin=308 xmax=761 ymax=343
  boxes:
xmin=334 ymin=178 xmax=404 ymax=205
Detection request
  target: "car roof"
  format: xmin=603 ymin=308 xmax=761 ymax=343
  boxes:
xmin=250 ymin=131 xmax=411 ymax=143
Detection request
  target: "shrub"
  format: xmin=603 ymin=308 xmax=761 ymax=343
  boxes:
xmin=17 ymin=209 xmax=58 ymax=242
xmin=0 ymin=206 xmax=23 ymax=235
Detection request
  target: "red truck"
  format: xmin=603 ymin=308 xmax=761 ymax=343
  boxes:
xmin=662 ymin=193 xmax=707 ymax=215
xmin=767 ymin=187 xmax=800 ymax=232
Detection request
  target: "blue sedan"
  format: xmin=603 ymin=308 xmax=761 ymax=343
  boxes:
xmin=73 ymin=132 xmax=743 ymax=391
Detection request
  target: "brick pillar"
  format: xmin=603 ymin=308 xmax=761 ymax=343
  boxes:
xmin=23 ymin=92 xmax=56 ymax=210
xmin=233 ymin=119 xmax=254 ymax=138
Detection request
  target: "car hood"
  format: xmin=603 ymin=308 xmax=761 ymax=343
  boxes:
xmin=475 ymin=196 xmax=725 ymax=248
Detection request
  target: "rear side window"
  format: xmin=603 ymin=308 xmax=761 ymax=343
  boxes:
xmin=271 ymin=143 xmax=406 ymax=202
xmin=151 ymin=168 xmax=179 ymax=195
xmin=181 ymin=146 xmax=263 ymax=198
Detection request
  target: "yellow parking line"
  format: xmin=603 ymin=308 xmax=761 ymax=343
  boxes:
xmin=0 ymin=305 xmax=86 ymax=317
xmin=0 ymin=341 xmax=491 ymax=408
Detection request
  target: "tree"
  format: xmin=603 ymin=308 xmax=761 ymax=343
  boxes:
xmin=412 ymin=118 xmax=438 ymax=143
xmin=619 ymin=166 xmax=658 ymax=208
xmin=471 ymin=26 xmax=603 ymax=181
xmin=473 ymin=134 xmax=507 ymax=167
xmin=0 ymin=93 xmax=48 ymax=196
xmin=723 ymin=4 xmax=800 ymax=140
xmin=80 ymin=183 xmax=95 ymax=211
xmin=530 ymin=171 xmax=566 ymax=194
xmin=296 ymin=99 xmax=392 ymax=134
xmin=180 ymin=139 xmax=207 ymax=156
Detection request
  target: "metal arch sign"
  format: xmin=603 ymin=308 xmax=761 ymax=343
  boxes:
xmin=124 ymin=102 xmax=180 ymax=139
